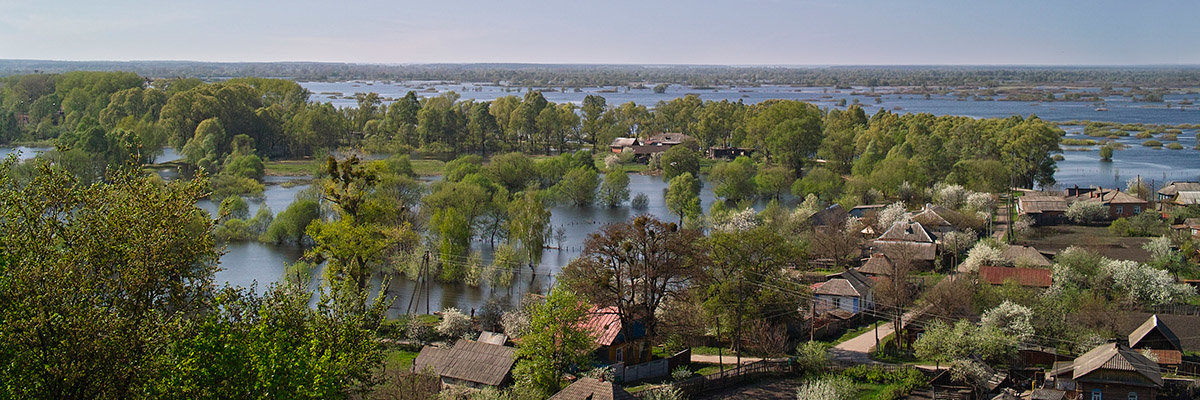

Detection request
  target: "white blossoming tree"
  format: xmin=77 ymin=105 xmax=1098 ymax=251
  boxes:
xmin=981 ymin=300 xmax=1035 ymax=341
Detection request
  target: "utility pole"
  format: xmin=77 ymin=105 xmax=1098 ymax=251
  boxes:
xmin=424 ymin=250 xmax=431 ymax=315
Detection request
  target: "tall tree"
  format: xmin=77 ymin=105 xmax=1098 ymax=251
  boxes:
xmin=559 ymin=216 xmax=704 ymax=338
xmin=512 ymin=289 xmax=595 ymax=396
xmin=666 ymin=172 xmax=701 ymax=224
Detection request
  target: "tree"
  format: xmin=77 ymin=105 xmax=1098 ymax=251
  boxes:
xmin=0 ymin=161 xmax=219 ymax=399
xmin=1066 ymin=200 xmax=1108 ymax=225
xmin=792 ymin=167 xmax=843 ymax=201
xmin=507 ymin=190 xmax=551 ymax=269
xmin=755 ymin=165 xmax=794 ymax=199
xmin=1002 ymin=117 xmax=1062 ymax=188
xmin=512 ymin=289 xmax=594 ymax=396
xmin=1099 ymin=145 xmax=1114 ymax=162
xmin=666 ymin=172 xmax=701 ymax=224
xmin=581 ymin=95 xmax=607 ymax=145
xmin=914 ymin=320 xmax=1018 ymax=365
xmin=559 ymin=216 xmax=704 ymax=339
xmin=874 ymin=244 xmax=917 ymax=352
xmin=218 ymin=194 xmax=250 ymax=221
xmin=660 ymin=145 xmax=699 ymax=181
xmin=598 ymin=172 xmax=631 ymax=208
xmin=554 ymin=167 xmax=599 ymax=206
xmin=262 ymin=199 xmax=320 ymax=245
xmin=980 ymin=300 xmax=1035 ymax=341
xmin=710 ymin=156 xmax=758 ymax=202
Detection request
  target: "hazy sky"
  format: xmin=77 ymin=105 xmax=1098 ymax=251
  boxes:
xmin=1 ymin=0 xmax=1197 ymax=65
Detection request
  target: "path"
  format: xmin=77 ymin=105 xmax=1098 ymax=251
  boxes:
xmin=689 ymin=353 xmax=772 ymax=365
xmin=829 ymin=306 xmax=930 ymax=365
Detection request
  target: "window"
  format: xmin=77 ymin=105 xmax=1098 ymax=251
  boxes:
xmin=833 ymin=297 xmax=842 ymax=309
xmin=615 ymin=348 xmax=624 ymax=363
xmin=1115 ymin=206 xmax=1124 ymax=215
xmin=1128 ymin=392 xmax=1137 ymax=400
xmin=1091 ymin=389 xmax=1102 ymax=400
xmin=1133 ymin=206 xmax=1141 ymax=214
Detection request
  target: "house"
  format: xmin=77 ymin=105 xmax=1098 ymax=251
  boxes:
xmin=810 ymin=204 xmax=848 ymax=227
xmin=870 ymin=221 xmax=938 ymax=268
xmin=412 ymin=339 xmax=517 ymax=388
xmin=1065 ymin=187 xmax=1149 ymax=219
xmin=849 ymin=204 xmax=888 ymax=218
xmin=1048 ymin=342 xmax=1162 ymax=400
xmin=707 ymin=146 xmax=754 ymax=160
xmin=1018 ymin=195 xmax=1069 ymax=225
xmin=856 ymin=253 xmax=894 ymax=277
xmin=609 ymin=137 xmax=640 ymax=153
xmin=1156 ymin=181 xmax=1200 ymax=207
xmin=1169 ymin=218 xmax=1200 ymax=239
xmin=624 ymin=145 xmax=667 ymax=162
xmin=645 ymin=133 xmax=694 ymax=147
xmin=978 ymin=266 xmax=1052 ymax=288
xmin=1128 ymin=315 xmax=1183 ymax=371
xmin=812 ymin=269 xmax=875 ymax=315
xmin=1000 ymin=245 xmax=1053 ymax=268
xmin=580 ymin=306 xmax=650 ymax=365
xmin=911 ymin=204 xmax=958 ymax=240
xmin=549 ymin=377 xmax=636 ymax=400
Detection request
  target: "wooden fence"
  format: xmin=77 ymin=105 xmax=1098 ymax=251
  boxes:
xmin=671 ymin=359 xmax=793 ymax=397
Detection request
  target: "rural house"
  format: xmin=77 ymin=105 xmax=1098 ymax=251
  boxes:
xmin=608 ymin=137 xmax=640 ymax=153
xmin=1048 ymin=342 xmax=1162 ymax=400
xmin=412 ymin=339 xmax=517 ymax=388
xmin=978 ymin=266 xmax=1052 ymax=288
xmin=1128 ymin=315 xmax=1183 ymax=371
xmin=1065 ymin=187 xmax=1149 ymax=219
xmin=812 ymin=269 xmax=875 ymax=315
xmin=871 ymin=221 xmax=938 ymax=268
xmin=549 ymin=377 xmax=637 ymax=400
xmin=580 ymin=306 xmax=651 ymax=365
xmin=1018 ymin=194 xmax=1069 ymax=225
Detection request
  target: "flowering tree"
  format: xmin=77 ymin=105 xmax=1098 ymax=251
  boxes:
xmin=1102 ymin=259 xmax=1195 ymax=306
xmin=981 ymin=301 xmax=1035 ymax=341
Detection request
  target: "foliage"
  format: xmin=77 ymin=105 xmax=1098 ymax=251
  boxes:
xmin=913 ymin=320 xmax=1018 ymax=365
xmin=262 ymin=199 xmax=320 ymax=244
xmin=1066 ymin=200 xmax=1108 ymax=224
xmin=218 ymin=194 xmax=249 ymax=221
xmin=631 ymin=192 xmax=649 ymax=210
xmin=980 ymin=300 xmax=1035 ymax=341
xmin=210 ymin=173 xmax=265 ymax=199
xmin=710 ymin=156 xmax=758 ymax=202
xmin=795 ymin=341 xmax=831 ymax=374
xmin=876 ymin=202 xmax=907 ymax=231
xmin=506 ymin=190 xmax=551 ymax=266
xmin=665 ymin=172 xmax=702 ymax=224
xmin=560 ymin=216 xmax=704 ymax=338
xmin=598 ymin=171 xmax=631 ymax=207
xmin=795 ymin=375 xmax=857 ymax=400
xmin=554 ymin=166 xmax=599 ymax=206
xmin=793 ymin=167 xmax=843 ymax=201
xmin=660 ymin=145 xmax=700 ymax=181
xmin=1101 ymin=258 xmax=1195 ymax=306
xmin=511 ymin=289 xmax=594 ymax=396
xmin=436 ymin=307 xmax=474 ymax=339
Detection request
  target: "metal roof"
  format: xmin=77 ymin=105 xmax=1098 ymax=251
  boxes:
xmin=1071 ymin=342 xmax=1162 ymax=387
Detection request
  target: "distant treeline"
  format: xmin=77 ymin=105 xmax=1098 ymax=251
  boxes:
xmin=2 ymin=60 xmax=1200 ymax=87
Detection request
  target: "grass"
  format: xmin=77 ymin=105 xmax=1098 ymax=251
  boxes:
xmin=264 ymin=159 xmax=319 ymax=176
xmin=409 ymin=159 xmax=445 ymax=176
xmin=828 ymin=321 xmax=883 ymax=346
xmin=382 ymin=348 xmax=420 ymax=371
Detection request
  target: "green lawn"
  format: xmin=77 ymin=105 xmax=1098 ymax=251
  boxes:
xmin=264 ymin=159 xmax=319 ymax=176
xmin=382 ymin=348 xmax=420 ymax=371
xmin=409 ymin=159 xmax=445 ymax=176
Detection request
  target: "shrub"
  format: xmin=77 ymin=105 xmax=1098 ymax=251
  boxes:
xmin=631 ymin=192 xmax=649 ymax=210
xmin=671 ymin=366 xmax=694 ymax=381
xmin=210 ymin=174 xmax=264 ymax=199
xmin=436 ymin=307 xmax=474 ymax=339
xmin=1142 ymin=140 xmax=1162 ymax=147
xmin=218 ymin=195 xmax=249 ymax=221
xmin=795 ymin=375 xmax=856 ymax=400
xmin=794 ymin=341 xmax=831 ymax=374
xmin=261 ymin=199 xmax=320 ymax=244
xmin=1066 ymin=200 xmax=1108 ymax=224
xmin=1109 ymin=217 xmax=1132 ymax=236
xmin=1167 ymin=143 xmax=1184 ymax=150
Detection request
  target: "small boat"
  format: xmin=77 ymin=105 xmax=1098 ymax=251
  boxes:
xmin=1095 ymin=107 xmax=1109 ymax=111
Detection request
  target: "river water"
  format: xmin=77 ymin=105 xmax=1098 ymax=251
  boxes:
xmin=4 ymin=83 xmax=1198 ymax=313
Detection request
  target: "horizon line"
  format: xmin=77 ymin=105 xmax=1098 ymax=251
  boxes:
xmin=4 ymin=59 xmax=1200 ymax=69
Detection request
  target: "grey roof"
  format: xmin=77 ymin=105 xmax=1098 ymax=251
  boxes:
xmin=1175 ymin=191 xmax=1200 ymax=205
xmin=609 ymin=137 xmax=639 ymax=148
xmin=1128 ymin=315 xmax=1181 ymax=351
xmin=1019 ymin=195 xmax=1068 ymax=214
xmin=871 ymin=240 xmax=937 ymax=262
xmin=549 ymin=377 xmax=637 ymax=400
xmin=1001 ymin=245 xmax=1052 ymax=267
xmin=857 ymin=253 xmax=894 ymax=276
xmin=1122 ymin=312 xmax=1200 ymax=352
xmin=412 ymin=339 xmax=517 ymax=386
xmin=816 ymin=269 xmax=874 ymax=297
xmin=912 ymin=204 xmax=953 ymax=227
xmin=1030 ymin=389 xmax=1066 ymax=400
xmin=1158 ymin=181 xmax=1200 ymax=196
xmin=877 ymin=221 xmax=934 ymax=243
xmin=477 ymin=331 xmax=509 ymax=346
xmin=1070 ymin=342 xmax=1162 ymax=387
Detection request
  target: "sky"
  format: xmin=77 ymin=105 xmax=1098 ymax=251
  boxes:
xmin=1 ymin=0 xmax=1198 ymax=65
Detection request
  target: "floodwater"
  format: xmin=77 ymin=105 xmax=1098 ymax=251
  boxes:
xmin=6 ymin=83 xmax=1200 ymax=312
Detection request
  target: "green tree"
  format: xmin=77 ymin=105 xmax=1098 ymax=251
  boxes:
xmin=432 ymin=207 xmax=472 ymax=281
xmin=261 ymin=199 xmax=320 ymax=244
xmin=710 ymin=156 xmax=758 ymax=202
xmin=666 ymin=172 xmax=702 ymax=224
xmin=598 ymin=172 xmax=631 ymax=208
xmin=507 ymin=190 xmax=551 ymax=269
xmin=554 ymin=166 xmax=599 ymax=206
xmin=581 ymin=95 xmax=607 ymax=145
xmin=218 ymin=194 xmax=249 ymax=221
xmin=1099 ymin=145 xmax=1114 ymax=162
xmin=792 ymin=167 xmax=844 ymax=201
xmin=755 ymin=165 xmax=794 ymax=199
xmin=660 ymin=145 xmax=700 ymax=181
xmin=0 ymin=161 xmax=219 ymax=399
xmin=512 ymin=289 xmax=595 ymax=396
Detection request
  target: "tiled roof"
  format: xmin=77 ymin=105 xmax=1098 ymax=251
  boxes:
xmin=1128 ymin=315 xmax=1181 ymax=351
xmin=549 ymin=377 xmax=637 ymax=400
xmin=413 ymin=339 xmax=517 ymax=386
xmin=978 ymin=266 xmax=1052 ymax=288
xmin=1070 ymin=342 xmax=1162 ymax=387
xmin=1000 ymin=245 xmax=1052 ymax=267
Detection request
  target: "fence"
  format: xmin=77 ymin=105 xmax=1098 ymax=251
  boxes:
xmin=614 ymin=349 xmax=691 ymax=385
xmin=672 ymin=359 xmax=793 ymax=397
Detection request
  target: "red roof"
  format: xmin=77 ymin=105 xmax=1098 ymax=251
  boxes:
xmin=979 ymin=266 xmax=1052 ymax=288
xmin=580 ymin=306 xmax=624 ymax=347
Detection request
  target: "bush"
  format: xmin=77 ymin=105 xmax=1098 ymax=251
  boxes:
xmin=671 ymin=366 xmax=694 ymax=381
xmin=261 ymin=199 xmax=320 ymax=244
xmin=218 ymin=195 xmax=249 ymax=221
xmin=1142 ymin=140 xmax=1162 ymax=147
xmin=795 ymin=375 xmax=856 ymax=400
xmin=210 ymin=174 xmax=264 ymax=199
xmin=213 ymin=218 xmax=255 ymax=242
xmin=1167 ymin=143 xmax=1184 ymax=150
xmin=1066 ymin=200 xmax=1108 ymax=224
xmin=794 ymin=341 xmax=831 ymax=374
xmin=436 ymin=307 xmax=473 ymax=339
xmin=631 ymin=193 xmax=649 ymax=210
xmin=1109 ymin=217 xmax=1133 ymax=236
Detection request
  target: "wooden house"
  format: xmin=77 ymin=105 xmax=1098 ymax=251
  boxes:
xmin=871 ymin=221 xmax=938 ymax=268
xmin=1065 ymin=187 xmax=1149 ymax=219
xmin=1128 ymin=315 xmax=1183 ymax=371
xmin=1048 ymin=342 xmax=1162 ymax=400
xmin=580 ymin=306 xmax=650 ymax=365
xmin=549 ymin=377 xmax=636 ymax=400
xmin=811 ymin=269 xmax=875 ymax=315
xmin=412 ymin=339 xmax=517 ymax=388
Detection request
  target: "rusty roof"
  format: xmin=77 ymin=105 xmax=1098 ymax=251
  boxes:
xmin=412 ymin=339 xmax=517 ymax=386
xmin=978 ymin=266 xmax=1052 ymax=288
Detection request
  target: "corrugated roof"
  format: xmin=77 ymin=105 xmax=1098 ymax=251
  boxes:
xmin=1175 ymin=191 xmax=1200 ymax=205
xmin=978 ymin=266 xmax=1052 ymax=288
xmin=1019 ymin=195 xmax=1068 ymax=214
xmin=412 ymin=339 xmax=517 ymax=386
xmin=1128 ymin=315 xmax=1181 ymax=351
xmin=549 ymin=377 xmax=637 ymax=400
xmin=580 ymin=306 xmax=645 ymax=347
xmin=1158 ymin=181 xmax=1200 ymax=196
xmin=813 ymin=279 xmax=862 ymax=297
xmin=1001 ymin=245 xmax=1052 ymax=267
xmin=1071 ymin=342 xmax=1162 ymax=387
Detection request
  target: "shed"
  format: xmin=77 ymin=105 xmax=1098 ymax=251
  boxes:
xmin=412 ymin=339 xmax=517 ymax=388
